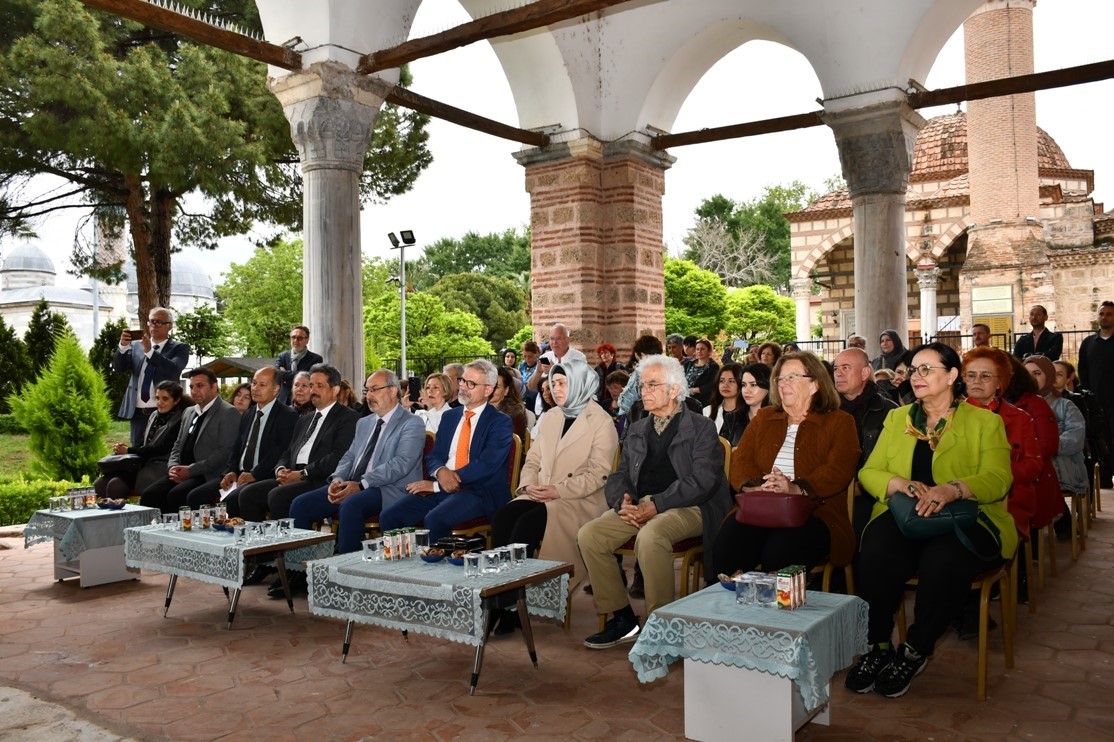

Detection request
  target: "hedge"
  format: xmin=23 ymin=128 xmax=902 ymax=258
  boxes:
xmin=0 ymin=477 xmax=87 ymax=527
xmin=0 ymin=414 xmax=27 ymax=435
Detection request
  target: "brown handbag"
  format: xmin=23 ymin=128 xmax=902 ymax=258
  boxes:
xmin=734 ymin=490 xmax=818 ymax=529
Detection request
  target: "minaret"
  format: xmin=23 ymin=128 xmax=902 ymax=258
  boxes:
xmin=962 ymin=0 xmax=1054 ymax=326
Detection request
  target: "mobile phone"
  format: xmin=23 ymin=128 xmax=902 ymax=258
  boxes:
xmin=129 ymin=329 xmax=145 ymax=341
xmin=732 ymin=340 xmax=749 ymax=349
xmin=408 ymin=376 xmax=421 ymax=404
xmin=540 ymin=357 xmax=552 ymax=365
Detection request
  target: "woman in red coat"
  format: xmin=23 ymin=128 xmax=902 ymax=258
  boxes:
xmin=1003 ymin=355 xmax=1061 ymax=531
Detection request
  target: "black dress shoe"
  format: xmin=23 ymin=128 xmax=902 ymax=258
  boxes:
xmin=492 ymin=610 xmax=520 ymax=636
xmin=268 ymin=571 xmax=307 ymax=599
xmin=244 ymin=565 xmax=277 ymax=585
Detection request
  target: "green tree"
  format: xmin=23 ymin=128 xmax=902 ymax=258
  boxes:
xmin=88 ymin=317 xmax=130 ymax=417
xmin=663 ymin=258 xmax=727 ymax=338
xmin=364 ymin=292 xmax=492 ymax=376
xmin=410 ymin=228 xmax=531 ymax=290
xmin=508 ymin=325 xmax=534 ymax=353
xmin=23 ymin=297 xmax=73 ymax=375
xmin=9 ymin=335 xmax=111 ymax=480
xmin=0 ymin=315 xmax=32 ymax=413
xmin=723 ymin=285 xmax=796 ymax=344
xmin=688 ymin=182 xmax=815 ymax=290
xmin=428 ymin=273 xmax=529 ymax=351
xmin=0 ymin=0 xmax=431 ymax=320
xmin=219 ymin=237 xmax=392 ymax=356
xmin=175 ymin=304 xmax=231 ymax=365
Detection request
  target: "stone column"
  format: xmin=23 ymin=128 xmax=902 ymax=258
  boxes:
xmin=271 ymin=62 xmax=388 ymax=383
xmin=790 ymin=277 xmax=813 ymax=343
xmin=824 ymin=101 xmax=924 ymax=358
xmin=515 ymin=137 xmax=674 ymax=358
xmin=916 ymin=265 xmax=941 ymax=343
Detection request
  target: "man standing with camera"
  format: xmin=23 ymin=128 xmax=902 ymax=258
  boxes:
xmin=114 ymin=307 xmax=190 ymax=446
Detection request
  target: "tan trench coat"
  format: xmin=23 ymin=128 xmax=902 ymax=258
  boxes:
xmin=519 ymin=402 xmax=618 ymax=589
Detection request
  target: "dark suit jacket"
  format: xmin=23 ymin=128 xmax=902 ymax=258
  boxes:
xmin=223 ymin=401 xmax=298 ymax=480
xmin=429 ymin=404 xmax=514 ymax=518
xmin=112 ymin=338 xmax=190 ymax=419
xmin=331 ymin=405 xmax=426 ymax=508
xmin=277 ymin=403 xmax=360 ymax=483
xmin=275 ymin=349 xmax=324 ymax=404
xmin=168 ymin=397 xmax=242 ymax=481
xmin=1012 ymin=330 xmax=1062 ymax=361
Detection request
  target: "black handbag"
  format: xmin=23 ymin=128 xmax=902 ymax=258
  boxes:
xmin=887 ymin=492 xmax=998 ymax=559
xmin=96 ymin=453 xmax=143 ymax=475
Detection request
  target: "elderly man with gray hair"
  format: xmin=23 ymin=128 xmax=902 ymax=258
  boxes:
xmin=577 ymin=354 xmax=731 ymax=649
xmin=380 ymin=359 xmax=515 ymax=540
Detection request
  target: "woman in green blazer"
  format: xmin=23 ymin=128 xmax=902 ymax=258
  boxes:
xmin=846 ymin=342 xmax=1014 ymax=699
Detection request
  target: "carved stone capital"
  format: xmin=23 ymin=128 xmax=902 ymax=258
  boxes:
xmin=790 ymin=277 xmax=813 ymax=301
xmin=824 ymin=102 xmax=925 ymax=197
xmin=915 ymin=266 xmax=941 ymax=291
xmin=271 ymin=62 xmax=388 ymax=173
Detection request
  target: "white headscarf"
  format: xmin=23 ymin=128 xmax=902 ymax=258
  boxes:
xmin=550 ymin=359 xmax=596 ymax=418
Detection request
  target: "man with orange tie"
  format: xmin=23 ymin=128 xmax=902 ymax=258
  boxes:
xmin=380 ymin=359 xmax=514 ymax=540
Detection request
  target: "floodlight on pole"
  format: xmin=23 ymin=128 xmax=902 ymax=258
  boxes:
xmin=387 ymin=231 xmax=413 ymax=377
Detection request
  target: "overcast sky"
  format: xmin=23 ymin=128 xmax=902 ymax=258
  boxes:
xmin=5 ymin=0 xmax=1112 ymax=289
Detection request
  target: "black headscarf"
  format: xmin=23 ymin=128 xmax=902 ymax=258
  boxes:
xmin=871 ymin=329 xmax=906 ymax=371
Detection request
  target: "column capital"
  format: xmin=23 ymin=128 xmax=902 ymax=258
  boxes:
xmin=789 ymin=277 xmax=813 ymax=301
xmin=915 ymin=265 xmax=941 ymax=290
xmin=271 ymin=61 xmax=388 ymax=173
xmin=513 ymin=135 xmax=675 ymax=171
xmin=823 ymin=101 xmax=925 ymax=197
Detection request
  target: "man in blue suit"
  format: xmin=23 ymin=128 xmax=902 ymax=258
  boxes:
xmin=275 ymin=325 xmax=324 ymax=404
xmin=380 ymin=359 xmax=514 ymax=541
xmin=289 ymin=370 xmax=426 ymax=576
xmin=185 ymin=367 xmax=299 ymax=509
xmin=113 ymin=307 xmax=190 ymax=446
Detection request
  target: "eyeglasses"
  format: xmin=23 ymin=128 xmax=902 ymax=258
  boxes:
xmin=289 ymin=334 xmax=307 ymax=340
xmin=775 ymin=373 xmax=811 ymax=384
xmin=147 ymin=319 xmax=171 ymax=326
xmin=910 ymin=364 xmax=947 ymax=377
xmin=963 ymin=371 xmax=998 ymax=382
xmin=364 ymin=384 xmax=395 ymax=394
xmin=458 ymin=378 xmax=485 ymax=391
xmin=639 ymin=382 xmax=669 ymax=392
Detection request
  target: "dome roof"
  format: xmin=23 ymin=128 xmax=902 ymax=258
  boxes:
xmin=911 ymin=111 xmax=1072 ymax=178
xmin=125 ymin=255 xmax=214 ymax=300
xmin=2 ymin=244 xmax=56 ymax=274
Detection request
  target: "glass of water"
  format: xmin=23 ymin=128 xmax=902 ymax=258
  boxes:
xmin=362 ymin=538 xmax=383 ymax=562
xmin=755 ymin=575 xmax=778 ymax=608
xmin=481 ymin=550 xmax=499 ymax=574
xmin=496 ymin=546 xmax=512 ymax=572
xmin=278 ymin=518 xmax=294 ymax=538
xmin=463 ymin=552 xmax=482 ymax=578
xmin=735 ymin=574 xmax=757 ymax=605
xmin=510 ymin=543 xmax=528 ymax=567
xmin=234 ymin=524 xmax=248 ymax=545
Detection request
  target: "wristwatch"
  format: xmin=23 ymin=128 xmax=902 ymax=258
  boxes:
xmin=300 ymin=469 xmax=308 ymax=481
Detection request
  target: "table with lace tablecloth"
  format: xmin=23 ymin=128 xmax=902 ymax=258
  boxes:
xmin=628 ymin=586 xmax=868 ymax=742
xmin=24 ymin=505 xmax=159 ymax=587
xmin=124 ymin=525 xmax=335 ymax=627
xmin=308 ymin=552 xmax=572 ymax=694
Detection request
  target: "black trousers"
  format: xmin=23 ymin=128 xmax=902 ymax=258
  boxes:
xmin=139 ymin=475 xmax=207 ymax=514
xmin=491 ymin=498 xmax=547 ymax=556
xmin=857 ymin=510 xmax=1003 ymax=655
xmin=228 ymin=478 xmax=319 ymax=522
xmin=711 ymin=516 xmax=830 ymax=578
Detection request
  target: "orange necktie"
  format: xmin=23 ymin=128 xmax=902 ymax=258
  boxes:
xmin=454 ymin=410 xmax=474 ymax=470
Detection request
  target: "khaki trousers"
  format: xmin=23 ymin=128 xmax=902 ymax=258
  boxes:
xmin=577 ymin=506 xmax=703 ymax=617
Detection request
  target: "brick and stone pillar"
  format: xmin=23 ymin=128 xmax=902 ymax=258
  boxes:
xmin=790 ymin=278 xmax=812 ymax=343
xmin=962 ymin=0 xmax=1053 ymax=327
xmin=271 ymin=62 xmax=387 ymax=382
xmin=825 ymin=101 xmax=925 ymax=358
xmin=916 ymin=264 xmax=941 ymax=342
xmin=515 ymin=137 xmax=674 ymax=358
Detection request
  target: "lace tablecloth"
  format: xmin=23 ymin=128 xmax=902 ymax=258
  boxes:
xmin=24 ymin=506 xmax=159 ymax=562
xmin=308 ymin=553 xmax=570 ymax=647
xmin=628 ymin=587 xmax=868 ymax=710
xmin=123 ymin=525 xmax=336 ymax=589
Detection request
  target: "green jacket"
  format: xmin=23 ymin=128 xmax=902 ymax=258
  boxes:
xmin=859 ymin=402 xmax=1017 ymax=559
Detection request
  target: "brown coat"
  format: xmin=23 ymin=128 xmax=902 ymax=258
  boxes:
xmin=730 ymin=407 xmax=860 ymax=567
xmin=519 ymin=401 xmax=619 ymax=589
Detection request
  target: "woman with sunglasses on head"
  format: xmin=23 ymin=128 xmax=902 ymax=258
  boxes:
xmin=712 ymin=351 xmax=858 ymax=583
xmin=847 ymin=342 xmax=1014 ymax=698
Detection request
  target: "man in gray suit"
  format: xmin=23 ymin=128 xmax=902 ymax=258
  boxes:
xmin=140 ymin=367 xmax=241 ymax=514
xmin=113 ymin=307 xmax=190 ymax=446
xmin=288 ymin=369 xmax=425 ymax=592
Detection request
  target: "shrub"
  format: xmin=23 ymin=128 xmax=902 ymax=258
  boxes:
xmin=8 ymin=336 xmax=112 ymax=480
xmin=0 ymin=477 xmax=86 ymax=526
xmin=0 ymin=414 xmax=27 ymax=435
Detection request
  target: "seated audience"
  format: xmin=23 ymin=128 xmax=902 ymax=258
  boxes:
xmin=415 ymin=373 xmax=453 ymax=434
xmin=229 ymin=383 xmax=252 ymax=414
xmin=871 ymin=329 xmax=906 ymax=371
xmin=684 ymin=338 xmax=720 ymax=408
xmin=290 ymin=371 xmax=315 ymax=415
xmin=703 ymin=362 xmax=769 ymax=447
xmin=757 ymin=341 xmax=781 ymax=368
xmin=95 ymin=380 xmax=188 ymax=500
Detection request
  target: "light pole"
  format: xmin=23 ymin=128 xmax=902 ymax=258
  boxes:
xmin=387 ymin=231 xmax=416 ymax=377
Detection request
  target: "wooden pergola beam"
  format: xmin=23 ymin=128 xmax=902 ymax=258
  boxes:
xmin=77 ymin=0 xmax=302 ymax=70
xmin=358 ymin=0 xmax=633 ymax=74
xmin=654 ymin=59 xmax=1114 ymax=149
xmin=386 ymin=87 xmax=548 ymax=146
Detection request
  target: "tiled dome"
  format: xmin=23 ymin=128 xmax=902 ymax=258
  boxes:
xmin=911 ymin=112 xmax=1071 ymax=177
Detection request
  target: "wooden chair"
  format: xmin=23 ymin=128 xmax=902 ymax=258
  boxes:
xmin=1093 ymin=462 xmax=1103 ymax=516
xmin=1067 ymin=489 xmax=1088 ymax=561
xmin=807 ymin=481 xmax=857 ymax=594
xmin=451 ymin=434 xmax=522 ymax=549
xmin=895 ymin=556 xmax=1016 ymax=701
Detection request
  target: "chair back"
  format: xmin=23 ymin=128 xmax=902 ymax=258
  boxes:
xmin=421 ymin=431 xmax=436 ymax=479
xmin=508 ymin=434 xmax=523 ymax=492
xmin=718 ymin=436 xmax=731 ymax=479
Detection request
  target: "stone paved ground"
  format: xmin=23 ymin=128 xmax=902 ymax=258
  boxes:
xmin=1 ymin=496 xmax=1111 ymax=741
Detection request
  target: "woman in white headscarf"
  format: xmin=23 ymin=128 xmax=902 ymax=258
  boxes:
xmin=491 ymin=359 xmax=619 ymax=600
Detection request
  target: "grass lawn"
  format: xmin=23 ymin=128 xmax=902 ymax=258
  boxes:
xmin=0 ymin=421 xmax=131 ymax=477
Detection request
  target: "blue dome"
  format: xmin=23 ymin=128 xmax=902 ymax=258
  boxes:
xmin=2 ymin=244 xmax=56 ymax=275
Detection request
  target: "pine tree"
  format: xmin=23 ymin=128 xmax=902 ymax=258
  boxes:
xmin=88 ymin=317 xmax=130 ymax=417
xmin=0 ymin=315 xmax=32 ymax=414
xmin=22 ymin=298 xmax=73 ymax=375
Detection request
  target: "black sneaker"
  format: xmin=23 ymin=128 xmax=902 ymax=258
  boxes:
xmin=844 ymin=645 xmax=894 ymax=693
xmin=583 ymin=615 xmax=640 ymax=649
xmin=874 ymin=644 xmax=928 ymax=698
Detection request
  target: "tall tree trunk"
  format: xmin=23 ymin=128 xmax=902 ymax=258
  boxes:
xmin=123 ymin=172 xmax=156 ymax=322
xmin=150 ymin=189 xmax=175 ymax=310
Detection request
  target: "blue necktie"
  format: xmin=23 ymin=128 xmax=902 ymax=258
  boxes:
xmin=139 ymin=344 xmax=159 ymax=402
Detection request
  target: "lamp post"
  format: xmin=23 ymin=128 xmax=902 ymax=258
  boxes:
xmin=387 ymin=231 xmax=416 ymax=377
